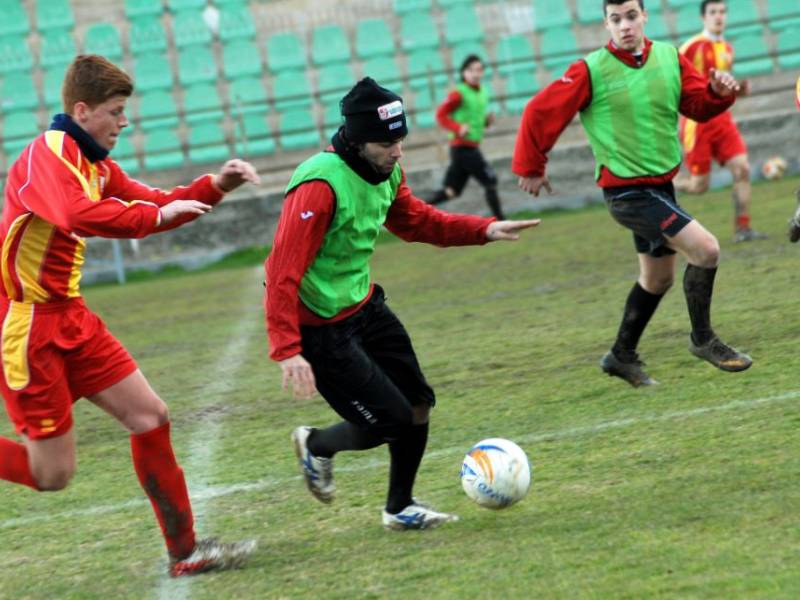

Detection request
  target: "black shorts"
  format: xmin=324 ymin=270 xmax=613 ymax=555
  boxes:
xmin=443 ymin=146 xmax=498 ymax=195
xmin=603 ymin=183 xmax=693 ymax=257
xmin=300 ymin=285 xmax=435 ymax=437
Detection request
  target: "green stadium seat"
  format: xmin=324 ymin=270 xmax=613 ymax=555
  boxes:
xmin=133 ymin=53 xmax=174 ymax=92
xmin=172 ymin=10 xmax=212 ymax=48
xmin=1 ymin=73 xmax=39 ymax=114
xmin=84 ymin=23 xmax=123 ymax=60
xmin=667 ymin=0 xmax=696 ymax=7
xmin=0 ymin=36 xmax=34 ymax=74
xmin=188 ymin=122 xmax=230 ymax=164
xmin=125 ymin=0 xmax=163 ymax=19
xmin=732 ymin=33 xmax=773 ymax=76
xmin=776 ymin=27 xmax=800 ymax=70
xmin=137 ymin=90 xmax=180 ymax=131
xmin=143 ymin=129 xmax=184 ymax=170
xmin=444 ymin=5 xmax=483 ymax=46
xmin=233 ymin=114 xmax=276 ymax=157
xmin=726 ymin=0 xmax=761 ymax=29
xmin=111 ymin=131 xmax=140 ymax=174
xmin=0 ymin=2 xmax=30 ymax=37
xmin=532 ymin=0 xmax=572 ymax=32
xmin=770 ymin=16 xmax=800 ymax=32
xmin=222 ymin=39 xmax=262 ymax=80
xmin=450 ymin=42 xmax=493 ymax=77
xmin=272 ymin=69 xmax=313 ymax=110
xmin=362 ymin=56 xmax=403 ymax=88
xmin=40 ymin=29 xmax=76 ymax=68
xmin=2 ymin=113 xmax=39 ymax=157
xmin=409 ymin=85 xmax=438 ymax=129
xmin=675 ymin=7 xmax=702 ymax=39
xmin=646 ymin=11 xmax=672 ymax=41
xmin=266 ymin=32 xmax=306 ymax=73
xmin=322 ymin=102 xmax=343 ymax=138
xmin=279 ymin=109 xmax=320 ymax=151
xmin=355 ymin=19 xmax=395 ymax=59
xmin=438 ymin=0 xmax=474 ymax=6
xmin=539 ymin=26 xmax=580 ymax=72
xmin=496 ymin=34 xmax=535 ymax=76
xmin=167 ymin=0 xmax=206 ymax=10
xmin=129 ymin=18 xmax=168 ymax=55
xmin=228 ymin=77 xmax=268 ymax=116
xmin=317 ymin=64 xmax=356 ymax=103
xmin=503 ymin=67 xmax=540 ymax=115
xmin=43 ymin=66 xmax=67 ymax=112
xmin=393 ymin=0 xmax=431 ymax=14
xmin=766 ymin=0 xmax=796 ymax=20
xmin=177 ymin=46 xmax=218 ymax=85
xmin=576 ymin=0 xmax=604 ymax=25
xmin=311 ymin=25 xmax=351 ymax=66
xmin=406 ymin=48 xmax=449 ymax=90
xmin=37 ymin=0 xmax=76 ymax=31
xmin=400 ymin=12 xmax=439 ymax=52
xmin=182 ymin=83 xmax=224 ymax=124
xmin=219 ymin=4 xmax=256 ymax=42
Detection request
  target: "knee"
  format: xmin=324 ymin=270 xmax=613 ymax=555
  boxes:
xmin=690 ymin=180 xmax=710 ymax=194
xmin=640 ymin=274 xmax=674 ymax=295
xmin=731 ymin=161 xmax=751 ymax=182
xmin=33 ymin=464 xmax=75 ymax=491
xmin=693 ymin=237 xmax=720 ymax=268
xmin=129 ymin=399 xmax=170 ymax=434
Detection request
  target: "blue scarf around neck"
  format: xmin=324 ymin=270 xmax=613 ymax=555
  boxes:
xmin=49 ymin=113 xmax=109 ymax=163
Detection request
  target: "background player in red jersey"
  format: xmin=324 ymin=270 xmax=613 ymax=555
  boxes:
xmin=0 ymin=55 xmax=258 ymax=576
xmin=674 ymin=0 xmax=766 ymax=242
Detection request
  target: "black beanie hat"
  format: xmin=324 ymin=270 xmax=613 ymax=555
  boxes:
xmin=340 ymin=77 xmax=408 ymax=143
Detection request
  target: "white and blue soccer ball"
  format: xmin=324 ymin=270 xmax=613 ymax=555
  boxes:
xmin=460 ymin=438 xmax=531 ymax=509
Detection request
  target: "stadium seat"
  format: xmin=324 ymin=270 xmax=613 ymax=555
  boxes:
xmin=227 ymin=77 xmax=269 ymax=116
xmin=133 ymin=53 xmax=174 ymax=92
xmin=503 ymin=67 xmax=540 ymax=115
xmin=438 ymin=0 xmax=474 ymax=6
xmin=143 ymin=129 xmax=184 ymax=170
xmin=223 ymin=39 xmax=263 ymax=80
xmin=129 ymin=18 xmax=168 ymax=55
xmin=137 ymin=90 xmax=180 ymax=131
xmin=361 ymin=56 xmax=403 ymax=88
xmin=125 ymin=0 xmax=163 ymax=19
xmin=2 ymin=113 xmax=39 ymax=157
xmin=37 ymin=0 xmax=76 ymax=32
xmin=172 ymin=10 xmax=212 ymax=48
xmin=111 ymin=131 xmax=140 ymax=174
xmin=322 ymin=102 xmax=343 ymax=137
xmin=182 ymin=83 xmax=224 ymax=124
xmin=219 ymin=4 xmax=256 ymax=42
xmin=0 ymin=73 xmax=39 ymax=114
xmin=731 ymin=33 xmax=773 ymax=76
xmin=188 ymin=122 xmax=230 ymax=164
xmin=408 ymin=85 xmax=438 ymax=129
xmin=177 ymin=46 xmax=218 ymax=85
xmin=532 ymin=0 xmax=572 ymax=32
xmin=666 ymin=0 xmax=696 ymax=7
xmin=400 ymin=12 xmax=440 ymax=52
xmin=311 ymin=24 xmax=351 ymax=66
xmin=393 ymin=0 xmax=431 ymax=14
xmin=266 ymin=32 xmax=307 ymax=73
xmin=495 ymin=34 xmax=535 ymax=76
xmin=272 ymin=69 xmax=313 ymax=110
xmin=675 ymin=6 xmax=701 ymax=38
xmin=279 ymin=109 xmax=320 ymax=151
xmin=539 ymin=26 xmax=580 ymax=72
xmin=40 ymin=29 xmax=77 ymax=68
xmin=233 ymin=113 xmax=276 ymax=157
xmin=776 ymin=27 xmax=800 ymax=70
xmin=84 ymin=23 xmax=123 ymax=60
xmin=317 ymin=63 xmax=356 ymax=103
xmin=766 ymin=0 xmax=796 ymax=20
xmin=444 ymin=5 xmax=484 ymax=46
xmin=646 ymin=11 xmax=672 ymax=42
xmin=726 ymin=0 xmax=761 ymax=31
xmin=355 ymin=19 xmax=395 ymax=60
xmin=0 ymin=2 xmax=30 ymax=37
xmin=406 ymin=48 xmax=449 ymax=90
xmin=167 ymin=0 xmax=206 ymax=10
xmin=43 ymin=67 xmax=67 ymax=112
xmin=0 ymin=36 xmax=34 ymax=74
xmin=576 ymin=0 xmax=604 ymax=24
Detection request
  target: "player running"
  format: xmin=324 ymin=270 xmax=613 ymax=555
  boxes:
xmin=513 ymin=0 xmax=752 ymax=387
xmin=0 ymin=55 xmax=259 ymax=576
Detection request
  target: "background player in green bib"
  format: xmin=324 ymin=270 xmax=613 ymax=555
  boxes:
xmin=265 ymin=78 xmax=539 ymax=529
xmin=427 ymin=55 xmax=505 ymax=219
xmin=512 ymin=0 xmax=752 ymax=387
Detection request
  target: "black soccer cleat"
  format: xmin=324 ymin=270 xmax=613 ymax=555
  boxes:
xmin=600 ymin=350 xmax=657 ymax=388
xmin=688 ymin=335 xmax=752 ymax=372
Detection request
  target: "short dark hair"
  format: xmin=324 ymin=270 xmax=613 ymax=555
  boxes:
xmin=603 ymin=0 xmax=644 ymax=12
xmin=700 ymin=0 xmax=725 ymax=15
xmin=459 ymin=54 xmax=483 ymax=82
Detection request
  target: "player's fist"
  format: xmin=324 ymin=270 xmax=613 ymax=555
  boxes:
xmin=215 ymin=159 xmax=261 ymax=192
xmin=708 ymin=68 xmax=741 ymax=97
xmin=518 ymin=175 xmax=552 ymax=197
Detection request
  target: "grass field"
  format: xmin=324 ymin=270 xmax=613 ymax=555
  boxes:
xmin=1 ymin=176 xmax=799 ymax=599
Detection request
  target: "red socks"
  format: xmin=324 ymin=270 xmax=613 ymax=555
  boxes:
xmin=737 ymin=214 xmax=751 ymax=230
xmin=130 ymin=422 xmax=196 ymax=560
xmin=0 ymin=436 xmax=39 ymax=489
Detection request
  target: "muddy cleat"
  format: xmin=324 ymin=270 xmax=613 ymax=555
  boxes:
xmin=600 ymin=350 xmax=657 ymax=388
xmin=689 ymin=335 xmax=752 ymax=372
xmin=382 ymin=502 xmax=459 ymax=531
xmin=291 ymin=426 xmax=334 ymax=504
xmin=733 ymin=228 xmax=768 ymax=243
xmin=169 ymin=538 xmax=256 ymax=577
xmin=788 ymin=189 xmax=800 ymax=242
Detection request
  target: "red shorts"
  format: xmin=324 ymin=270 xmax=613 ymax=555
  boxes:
xmin=680 ymin=112 xmax=747 ymax=176
xmin=0 ymin=297 xmax=137 ymax=440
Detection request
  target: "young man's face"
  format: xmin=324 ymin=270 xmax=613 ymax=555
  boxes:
xmin=359 ymin=139 xmax=404 ymax=174
xmin=702 ymin=2 xmax=727 ymax=35
xmin=604 ymin=1 xmax=648 ymax=53
xmin=73 ymin=95 xmax=129 ymax=150
xmin=462 ymin=61 xmax=485 ymax=87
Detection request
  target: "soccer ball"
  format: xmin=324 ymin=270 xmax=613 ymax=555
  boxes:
xmin=460 ymin=438 xmax=531 ymax=509
xmin=761 ymin=156 xmax=788 ymax=181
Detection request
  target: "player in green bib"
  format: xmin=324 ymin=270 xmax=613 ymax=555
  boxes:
xmin=427 ymin=55 xmax=505 ymax=219
xmin=265 ymin=78 xmax=540 ymax=530
xmin=513 ymin=0 xmax=752 ymax=387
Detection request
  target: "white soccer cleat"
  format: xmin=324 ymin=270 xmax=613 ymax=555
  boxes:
xmin=169 ymin=538 xmax=257 ymax=577
xmin=291 ymin=426 xmax=335 ymax=504
xmin=382 ymin=502 xmax=459 ymax=531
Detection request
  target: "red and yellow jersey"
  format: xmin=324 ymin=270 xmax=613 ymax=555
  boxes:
xmin=680 ymin=32 xmax=734 ymax=78
xmin=1 ymin=130 xmax=224 ymax=304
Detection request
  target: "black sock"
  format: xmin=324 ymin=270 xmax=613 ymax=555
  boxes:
xmin=485 ymin=187 xmax=505 ymax=220
xmin=611 ymin=282 xmax=664 ymax=358
xmin=428 ymin=189 xmax=449 ymax=205
xmin=684 ymin=264 xmax=717 ymax=345
xmin=307 ymin=422 xmax=384 ymax=458
xmin=385 ymin=422 xmax=429 ymax=514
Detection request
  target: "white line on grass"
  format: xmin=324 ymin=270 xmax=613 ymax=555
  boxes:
xmin=3 ymin=389 xmax=797 ymax=532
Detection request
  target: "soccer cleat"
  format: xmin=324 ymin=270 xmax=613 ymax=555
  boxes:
xmin=788 ymin=189 xmax=800 ymax=243
xmin=169 ymin=538 xmax=257 ymax=577
xmin=733 ymin=228 xmax=768 ymax=243
xmin=291 ymin=426 xmax=335 ymax=504
xmin=688 ymin=335 xmax=752 ymax=372
xmin=382 ymin=502 xmax=459 ymax=531
xmin=600 ymin=350 xmax=657 ymax=387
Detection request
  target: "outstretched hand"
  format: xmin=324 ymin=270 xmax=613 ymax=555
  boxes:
xmin=486 ymin=219 xmax=541 ymax=241
xmin=708 ymin=68 xmax=741 ymax=97
xmin=159 ymin=200 xmax=213 ymax=226
xmin=518 ymin=175 xmax=552 ymax=197
xmin=215 ymin=159 xmax=261 ymax=192
xmin=279 ymin=354 xmax=317 ymax=400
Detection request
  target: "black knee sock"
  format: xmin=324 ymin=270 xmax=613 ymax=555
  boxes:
xmin=307 ymin=421 xmax=384 ymax=458
xmin=485 ymin=186 xmax=505 ymax=220
xmin=428 ymin=189 xmax=449 ymax=205
xmin=684 ymin=264 xmax=717 ymax=345
xmin=611 ymin=282 xmax=665 ymax=358
xmin=385 ymin=422 xmax=429 ymax=514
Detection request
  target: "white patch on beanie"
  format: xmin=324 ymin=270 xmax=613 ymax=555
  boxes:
xmin=377 ymin=100 xmax=404 ymax=121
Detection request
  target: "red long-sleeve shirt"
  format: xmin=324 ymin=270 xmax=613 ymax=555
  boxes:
xmin=436 ymin=86 xmax=490 ymax=148
xmin=512 ymin=39 xmax=736 ymax=187
xmin=265 ymin=173 xmax=494 ymax=361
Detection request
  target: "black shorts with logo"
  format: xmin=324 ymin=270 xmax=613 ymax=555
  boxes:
xmin=300 ymin=285 xmax=435 ymax=437
xmin=603 ymin=182 xmax=693 ymax=257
